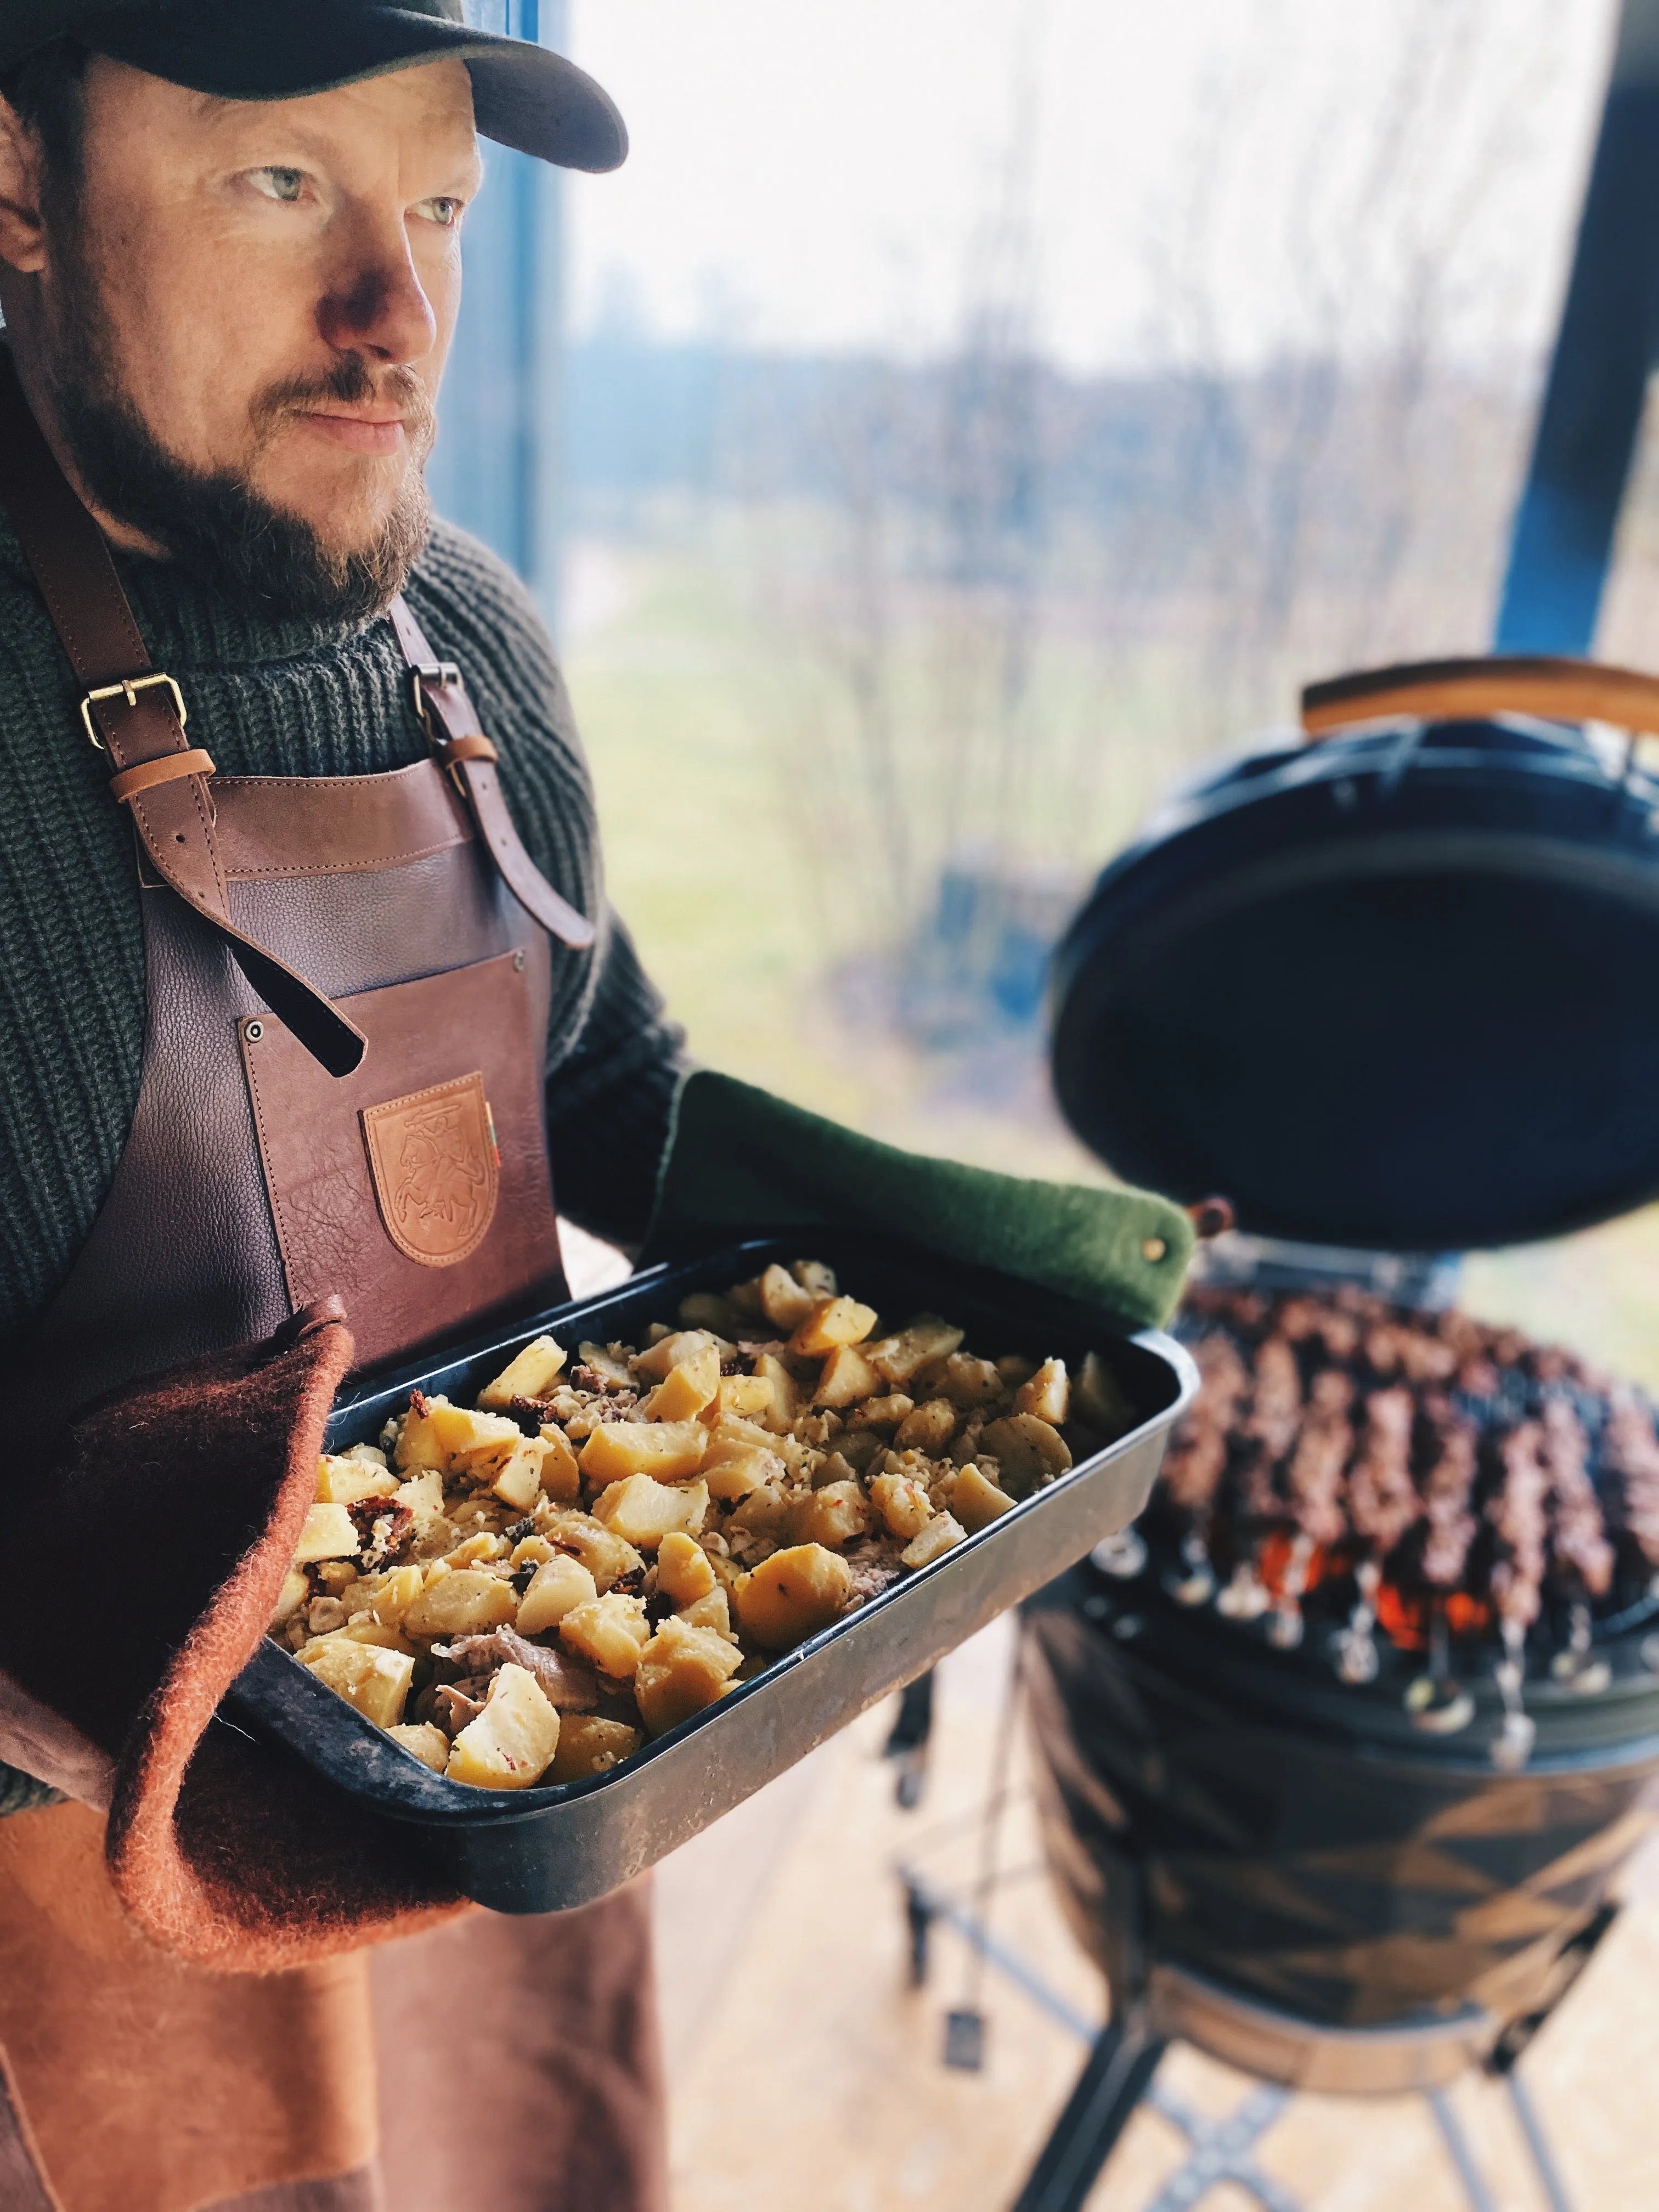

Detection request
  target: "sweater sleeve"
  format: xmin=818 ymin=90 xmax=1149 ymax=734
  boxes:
xmin=544 ymin=904 xmax=685 ymax=1246
xmin=402 ymin=524 xmax=687 ymax=1246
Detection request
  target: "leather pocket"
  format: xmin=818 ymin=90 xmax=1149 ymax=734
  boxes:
xmin=241 ymin=949 xmax=565 ymax=1372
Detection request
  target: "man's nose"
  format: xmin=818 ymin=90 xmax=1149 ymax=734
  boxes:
xmin=317 ymin=223 xmax=437 ymax=365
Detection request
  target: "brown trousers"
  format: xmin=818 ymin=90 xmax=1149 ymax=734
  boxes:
xmin=0 ymin=1803 xmax=667 ymax=2212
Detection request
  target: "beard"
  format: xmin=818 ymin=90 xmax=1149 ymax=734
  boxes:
xmin=40 ymin=238 xmax=435 ymax=627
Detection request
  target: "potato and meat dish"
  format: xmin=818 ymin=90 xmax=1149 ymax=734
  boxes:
xmin=272 ymin=1259 xmax=1132 ymax=1790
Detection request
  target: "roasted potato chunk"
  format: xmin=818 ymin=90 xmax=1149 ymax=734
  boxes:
xmin=537 ymin=1423 xmax=582 ymax=1503
xmin=293 ymin=1503 xmax=361 ymax=1565
xmin=894 ymin=1398 xmax=957 ymax=1454
xmin=950 ymin=1463 xmax=1018 ymax=1534
xmin=488 ymin=1437 xmax=554 ymax=1514
xmin=1015 ymin=1358 xmax=1070 ymax=1426
xmin=678 ymin=1585 xmax=733 ymax=1638
xmin=868 ymin=1469 xmax=934 ymax=1542
xmin=735 ymin=1543 xmax=852 ymax=1650
xmin=977 ymin=1414 xmax=1073 ymax=1498
xmin=634 ymin=1617 xmax=744 ymax=1736
xmin=757 ymin=1262 xmax=818 ymax=1331
xmin=580 ymin=1419 xmax=707 ymax=1486
xmin=402 ymin=1567 xmax=517 ymax=1639
xmin=386 ymin=1720 xmax=451 ymax=1773
xmin=901 ymin=1513 xmax=967 ymax=1569
xmin=543 ymin=1515 xmax=644 ymax=1592
xmin=445 ymin=1663 xmax=560 ymax=1788
xmin=1075 ymin=1350 xmax=1137 ymax=1438
xmin=867 ymin=1317 xmax=964 ymax=1385
xmin=813 ymin=1344 xmax=880 ymax=1408
xmin=750 ymin=1353 xmax=801 ymax=1435
xmin=515 ymin=1554 xmax=598 ymax=1636
xmin=788 ymin=1296 xmax=878 ymax=1357
xmin=549 ymin=1713 xmax=643 ymax=1784
xmin=656 ymin=1529 xmax=715 ymax=1607
xmin=269 ymin=1568 xmax=310 ymax=1626
xmin=632 ymin=1328 xmax=719 ymax=1384
xmin=560 ymin=1592 xmax=651 ymax=1677
xmin=477 ymin=1334 xmax=567 ymax=1409
xmin=641 ymin=1342 xmax=721 ymax=1423
xmin=315 ymin=1453 xmax=398 ymax=1506
xmin=297 ymin=1638 xmax=414 ymax=1728
xmin=713 ymin=1373 xmax=775 ymax=1420
xmin=592 ymin=1474 xmax=709 ymax=1548
xmin=788 ymin=1480 xmax=870 ymax=1551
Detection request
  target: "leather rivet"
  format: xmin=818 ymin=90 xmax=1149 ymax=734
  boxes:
xmin=512 ymin=949 xmax=526 ymax=972
xmin=1141 ymin=1236 xmax=1167 ymax=1263
xmin=244 ymin=1019 xmax=263 ymax=1042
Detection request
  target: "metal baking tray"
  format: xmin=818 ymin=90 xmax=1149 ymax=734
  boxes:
xmin=224 ymin=1233 xmax=1197 ymax=1912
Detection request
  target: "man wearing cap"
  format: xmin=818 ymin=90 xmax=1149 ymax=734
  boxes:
xmin=0 ymin=7 xmax=679 ymax=2210
xmin=0 ymin=7 xmax=1193 ymax=2210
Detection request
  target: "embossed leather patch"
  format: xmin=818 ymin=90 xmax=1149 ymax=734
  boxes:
xmin=362 ymin=1073 xmax=498 ymax=1268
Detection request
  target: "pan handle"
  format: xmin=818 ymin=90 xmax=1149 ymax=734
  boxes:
xmin=1301 ymin=654 xmax=1659 ymax=740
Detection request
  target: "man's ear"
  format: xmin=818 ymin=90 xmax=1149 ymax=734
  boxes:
xmin=0 ymin=95 xmax=47 ymax=275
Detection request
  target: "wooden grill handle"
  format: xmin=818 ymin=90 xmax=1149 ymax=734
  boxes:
xmin=1301 ymin=654 xmax=1659 ymax=741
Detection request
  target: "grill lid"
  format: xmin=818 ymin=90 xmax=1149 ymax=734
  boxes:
xmin=1051 ymin=673 xmax=1659 ymax=1252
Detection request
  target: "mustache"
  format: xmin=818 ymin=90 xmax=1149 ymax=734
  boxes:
xmin=253 ymin=357 xmax=436 ymax=446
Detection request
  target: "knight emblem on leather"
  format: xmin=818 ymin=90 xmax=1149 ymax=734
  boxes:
xmin=363 ymin=1073 xmax=500 ymax=1267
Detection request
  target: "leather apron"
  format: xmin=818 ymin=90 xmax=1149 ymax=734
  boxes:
xmin=0 ymin=376 xmax=668 ymax=2212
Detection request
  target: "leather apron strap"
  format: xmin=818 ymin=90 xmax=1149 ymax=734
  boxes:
xmin=388 ymin=595 xmax=595 ymax=949
xmin=0 ymin=354 xmax=367 ymax=1076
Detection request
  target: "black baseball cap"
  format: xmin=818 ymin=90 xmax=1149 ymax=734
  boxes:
xmin=0 ymin=2 xmax=628 ymax=171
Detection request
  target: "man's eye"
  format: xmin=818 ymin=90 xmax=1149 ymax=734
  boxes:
xmin=415 ymin=196 xmax=464 ymax=229
xmin=247 ymin=167 xmax=306 ymax=204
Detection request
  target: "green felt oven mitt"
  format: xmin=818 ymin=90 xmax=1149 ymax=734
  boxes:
xmin=640 ymin=1070 xmax=1193 ymax=1332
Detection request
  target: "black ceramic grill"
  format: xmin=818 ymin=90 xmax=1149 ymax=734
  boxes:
xmin=1015 ymin=657 xmax=1659 ymax=2209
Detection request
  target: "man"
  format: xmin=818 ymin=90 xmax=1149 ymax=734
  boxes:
xmin=0 ymin=8 xmax=682 ymax=2210
xmin=0 ymin=8 xmax=1190 ymax=2209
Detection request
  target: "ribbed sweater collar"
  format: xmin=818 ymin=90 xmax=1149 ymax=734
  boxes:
xmin=0 ymin=495 xmax=381 ymax=673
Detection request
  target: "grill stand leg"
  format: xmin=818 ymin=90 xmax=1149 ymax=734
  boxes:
xmin=1426 ymin=2090 xmax=1499 ymax=2212
xmin=1011 ymin=2008 xmax=1168 ymax=2212
xmin=902 ymin=1861 xmax=1577 ymax=2212
xmin=1503 ymin=2072 xmax=1575 ymax=2212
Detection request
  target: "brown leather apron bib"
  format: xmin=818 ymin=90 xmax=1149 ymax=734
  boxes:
xmin=0 ymin=373 xmax=667 ymax=2212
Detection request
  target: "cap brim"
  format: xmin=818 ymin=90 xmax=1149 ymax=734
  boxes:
xmin=78 ymin=3 xmax=628 ymax=172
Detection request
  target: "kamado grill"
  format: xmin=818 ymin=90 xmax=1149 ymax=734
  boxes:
xmin=1006 ymin=654 xmax=1659 ymax=2210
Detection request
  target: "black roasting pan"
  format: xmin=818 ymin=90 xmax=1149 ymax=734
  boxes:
xmin=223 ymin=1233 xmax=1195 ymax=1913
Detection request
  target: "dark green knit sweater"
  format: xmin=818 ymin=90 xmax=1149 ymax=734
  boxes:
xmin=0 ymin=505 xmax=686 ymax=1341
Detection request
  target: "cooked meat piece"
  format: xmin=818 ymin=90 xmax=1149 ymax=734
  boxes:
xmin=1247 ymin=1336 xmax=1302 ymax=1463
xmin=1161 ymin=1425 xmax=1231 ymax=1515
xmin=1418 ymin=1407 xmax=1477 ymax=1590
xmin=1541 ymin=1398 xmax=1613 ymax=1597
xmin=348 ymin=1500 xmax=415 ymax=1573
xmin=1348 ymin=1387 xmax=1418 ymax=1555
xmin=436 ymin=1627 xmax=602 ymax=1711
xmin=839 ymin=1536 xmax=906 ymax=1605
xmin=1488 ymin=1423 xmax=1548 ymax=1629
xmin=1602 ymin=1386 xmax=1659 ymax=1565
xmin=431 ymin=1681 xmax=488 ymax=1737
xmin=1284 ymin=1368 xmax=1353 ymax=1549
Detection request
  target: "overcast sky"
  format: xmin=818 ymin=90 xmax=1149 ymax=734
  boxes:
xmin=563 ymin=0 xmax=1616 ymax=371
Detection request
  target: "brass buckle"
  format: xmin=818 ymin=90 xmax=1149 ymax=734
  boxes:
xmin=80 ymin=672 xmax=188 ymax=752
